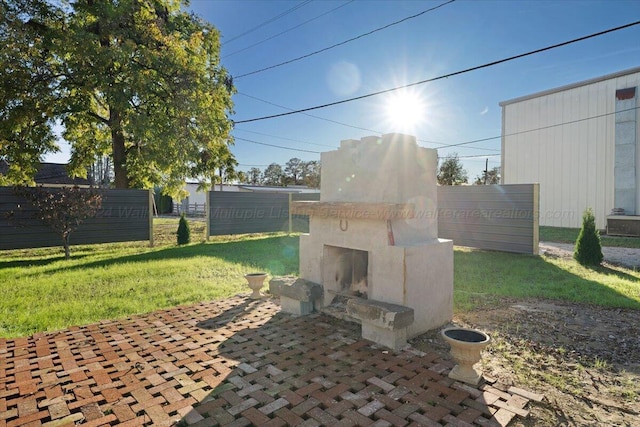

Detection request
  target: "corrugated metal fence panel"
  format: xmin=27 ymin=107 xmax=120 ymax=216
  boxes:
xmin=437 ymin=184 xmax=539 ymax=254
xmin=0 ymin=187 xmax=150 ymax=250
xmin=208 ymin=192 xmax=289 ymax=235
xmin=291 ymin=193 xmax=321 ymax=232
xmin=208 ymin=191 xmax=321 ymax=236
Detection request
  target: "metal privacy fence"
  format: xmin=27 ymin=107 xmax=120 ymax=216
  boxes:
xmin=437 ymin=184 xmax=539 ymax=254
xmin=207 ymin=192 xmax=320 ymax=236
xmin=207 ymin=185 xmax=539 ymax=254
xmin=0 ymin=187 xmax=152 ymax=250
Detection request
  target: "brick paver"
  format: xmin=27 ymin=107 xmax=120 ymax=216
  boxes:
xmin=0 ymin=296 xmax=534 ymax=426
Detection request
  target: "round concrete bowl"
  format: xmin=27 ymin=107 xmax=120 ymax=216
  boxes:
xmin=441 ymin=327 xmax=491 ymax=385
xmin=244 ymin=273 xmax=268 ymax=299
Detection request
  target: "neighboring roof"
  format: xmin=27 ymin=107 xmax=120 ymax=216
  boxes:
xmin=499 ymin=65 xmax=640 ymax=107
xmin=0 ymin=160 xmax=90 ymax=186
xmin=178 ymin=183 xmax=320 ymax=194
xmin=238 ymin=185 xmax=320 ymax=193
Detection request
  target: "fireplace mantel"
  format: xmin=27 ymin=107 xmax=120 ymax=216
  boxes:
xmin=291 ymin=201 xmax=415 ymax=220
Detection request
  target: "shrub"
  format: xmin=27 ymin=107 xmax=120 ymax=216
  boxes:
xmin=574 ymin=208 xmax=603 ymax=266
xmin=177 ymin=214 xmax=191 ymax=245
xmin=13 ymin=185 xmax=102 ymax=259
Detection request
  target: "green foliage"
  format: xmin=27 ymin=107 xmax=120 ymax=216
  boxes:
xmin=574 ymin=208 xmax=604 ymax=266
xmin=285 ymin=158 xmax=304 ymax=185
xmin=1 ymin=0 xmax=235 ymax=192
xmin=192 ymin=143 xmax=238 ymax=191
xmin=177 ymin=214 xmax=190 ymax=245
xmin=247 ymin=167 xmax=262 ymax=185
xmin=303 ymin=160 xmax=321 ymax=188
xmin=0 ymin=0 xmax=63 ymax=185
xmin=474 ymin=166 xmax=501 ymax=185
xmin=263 ymin=163 xmax=285 ymax=186
xmin=153 ymin=188 xmax=173 ymax=214
xmin=12 ymin=185 xmax=102 ymax=259
xmin=437 ymin=153 xmax=468 ymax=185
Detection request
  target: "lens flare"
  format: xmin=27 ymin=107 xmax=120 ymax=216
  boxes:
xmin=383 ymin=89 xmax=426 ymax=132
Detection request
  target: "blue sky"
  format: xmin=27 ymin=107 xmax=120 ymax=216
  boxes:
xmin=47 ymin=0 xmax=640 ymax=181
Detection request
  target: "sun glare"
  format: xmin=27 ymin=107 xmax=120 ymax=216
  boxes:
xmin=383 ymin=89 xmax=426 ymax=132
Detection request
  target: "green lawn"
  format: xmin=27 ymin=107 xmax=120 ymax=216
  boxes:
xmin=0 ymin=228 xmax=299 ymax=338
xmin=1 ymin=219 xmax=638 ymax=338
xmin=540 ymin=226 xmax=640 ymax=248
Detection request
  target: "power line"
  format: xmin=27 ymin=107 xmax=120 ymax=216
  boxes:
xmin=234 ymin=20 xmax=640 ymax=124
xmin=457 ymin=153 xmax=501 ymax=159
xmin=235 ymin=136 xmax=321 ymax=154
xmin=224 ymin=1 xmax=355 ymax=59
xmin=223 ymin=0 xmax=313 ymax=45
xmin=234 ymin=128 xmax=336 ymax=148
xmin=234 ymin=105 xmax=640 ymax=162
xmin=236 ymin=92 xmax=499 ymax=152
xmin=234 ymin=0 xmax=455 ymax=79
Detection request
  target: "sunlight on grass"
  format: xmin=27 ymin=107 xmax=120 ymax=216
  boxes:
xmin=0 ymin=232 xmax=299 ymax=338
xmin=453 ymin=247 xmax=640 ymax=312
xmin=1 ymin=221 xmax=639 ymax=338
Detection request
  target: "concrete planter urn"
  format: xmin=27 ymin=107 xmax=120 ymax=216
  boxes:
xmin=244 ymin=273 xmax=268 ymax=299
xmin=441 ymin=327 xmax=491 ymax=385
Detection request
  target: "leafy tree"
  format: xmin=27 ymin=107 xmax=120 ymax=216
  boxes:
xmin=437 ymin=153 xmax=468 ymax=185
xmin=13 ymin=185 xmax=102 ymax=259
xmin=247 ymin=167 xmax=262 ymax=185
xmin=285 ymin=158 xmax=305 ymax=185
xmin=1 ymin=0 xmax=235 ymax=195
xmin=177 ymin=213 xmax=190 ymax=245
xmin=87 ymin=155 xmax=113 ymax=187
xmin=474 ymin=166 xmax=501 ymax=185
xmin=263 ymin=163 xmax=285 ymax=186
xmin=574 ymin=208 xmax=603 ymax=266
xmin=303 ymin=160 xmax=321 ymax=188
xmin=192 ymin=143 xmax=238 ymax=192
xmin=0 ymin=0 xmax=63 ymax=185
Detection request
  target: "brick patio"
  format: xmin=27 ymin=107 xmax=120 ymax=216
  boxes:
xmin=0 ymin=295 xmax=538 ymax=426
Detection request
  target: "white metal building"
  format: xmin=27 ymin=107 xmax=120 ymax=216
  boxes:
xmin=500 ymin=66 xmax=640 ymax=231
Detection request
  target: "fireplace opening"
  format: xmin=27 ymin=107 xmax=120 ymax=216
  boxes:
xmin=323 ymin=246 xmax=368 ymax=299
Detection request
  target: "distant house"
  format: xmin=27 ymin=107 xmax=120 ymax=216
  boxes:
xmin=0 ymin=161 xmax=90 ymax=187
xmin=500 ymin=66 xmax=640 ymax=234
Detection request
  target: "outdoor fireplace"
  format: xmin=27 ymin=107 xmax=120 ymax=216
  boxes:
xmin=292 ymin=134 xmax=454 ymax=341
xmin=323 ymin=246 xmax=368 ymax=298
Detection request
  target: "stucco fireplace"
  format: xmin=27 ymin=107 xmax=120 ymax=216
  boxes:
xmin=292 ymin=134 xmax=454 ymax=341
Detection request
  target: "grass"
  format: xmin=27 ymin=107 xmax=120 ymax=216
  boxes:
xmin=454 ymin=247 xmax=640 ymax=311
xmin=1 ymin=218 xmax=639 ymax=338
xmin=0 ymin=218 xmax=298 ymax=338
xmin=540 ymin=226 xmax=640 ymax=248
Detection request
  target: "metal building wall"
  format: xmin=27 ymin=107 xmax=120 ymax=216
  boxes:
xmin=501 ymin=67 xmax=640 ymax=229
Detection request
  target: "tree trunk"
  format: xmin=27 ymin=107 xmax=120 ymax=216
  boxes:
xmin=110 ymin=109 xmax=129 ymax=189
xmin=63 ymin=235 xmax=70 ymax=259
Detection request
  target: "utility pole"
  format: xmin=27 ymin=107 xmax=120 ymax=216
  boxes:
xmin=484 ymin=158 xmax=488 ymax=185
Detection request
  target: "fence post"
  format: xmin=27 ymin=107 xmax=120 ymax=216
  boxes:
xmin=288 ymin=193 xmax=292 ymax=234
xmin=148 ymin=189 xmax=154 ymax=247
xmin=206 ymin=191 xmax=210 ymax=241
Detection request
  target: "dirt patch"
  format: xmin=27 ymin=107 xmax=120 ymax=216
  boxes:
xmin=411 ymin=299 xmax=640 ymax=425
